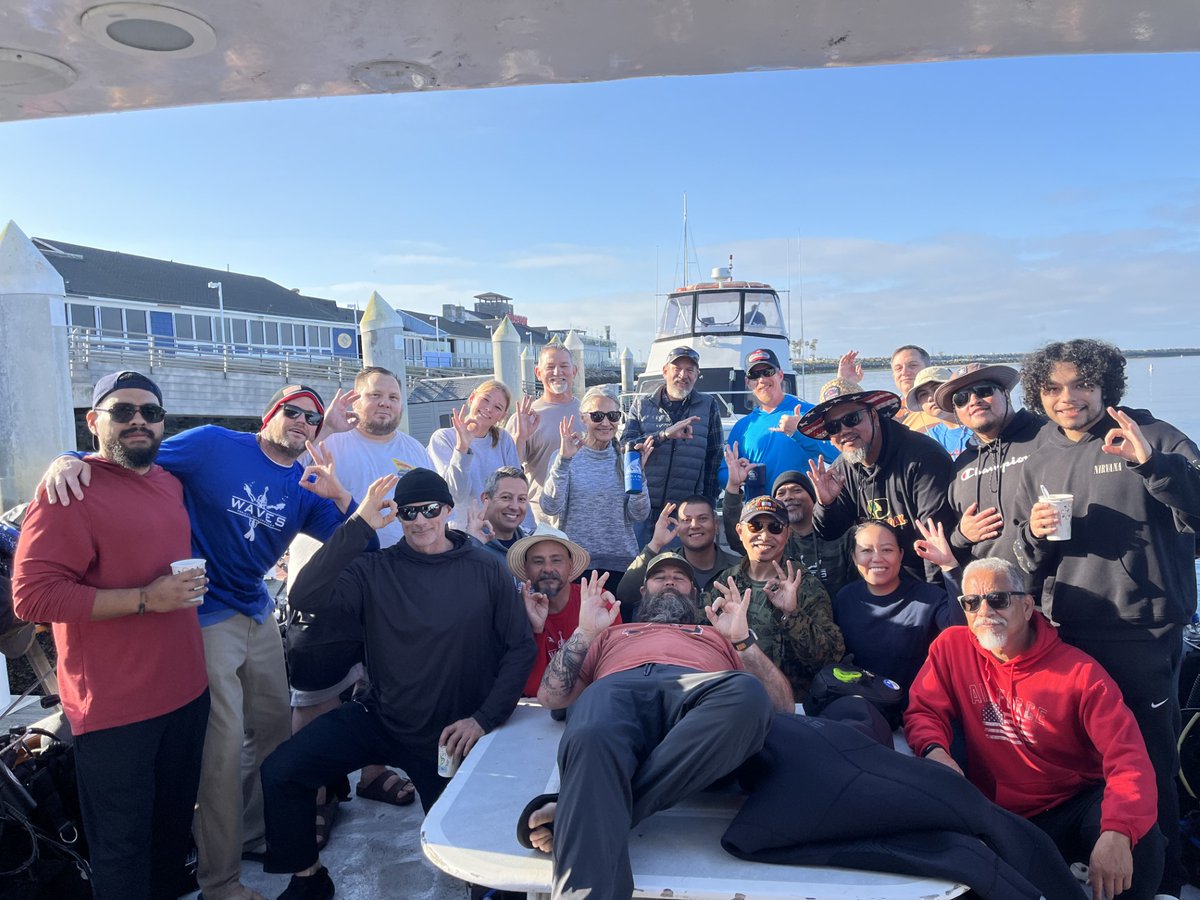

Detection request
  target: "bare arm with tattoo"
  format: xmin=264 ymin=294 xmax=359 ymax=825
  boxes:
xmin=707 ymin=577 xmax=796 ymax=713
xmin=537 ymin=571 xmax=619 ymax=709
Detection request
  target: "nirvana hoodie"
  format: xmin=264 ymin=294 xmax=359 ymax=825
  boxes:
xmin=1014 ymin=408 xmax=1200 ymax=638
xmin=948 ymin=408 xmax=1050 ymax=568
xmin=905 ymin=613 xmax=1157 ymax=843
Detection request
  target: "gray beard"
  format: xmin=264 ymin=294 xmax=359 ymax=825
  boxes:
xmin=637 ymin=588 xmax=698 ymax=625
xmin=974 ymin=622 xmax=1008 ymax=653
xmin=532 ymin=573 xmax=563 ymax=597
xmin=843 ymin=446 xmax=868 ymax=466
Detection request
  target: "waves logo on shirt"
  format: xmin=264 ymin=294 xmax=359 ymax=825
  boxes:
xmin=229 ymin=484 xmax=288 ymax=542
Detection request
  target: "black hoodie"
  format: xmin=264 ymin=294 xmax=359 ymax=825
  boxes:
xmin=291 ymin=517 xmax=535 ymax=747
xmin=1014 ymin=407 xmax=1200 ymax=637
xmin=948 ymin=408 xmax=1051 ymax=567
xmin=813 ymin=416 xmax=956 ymax=582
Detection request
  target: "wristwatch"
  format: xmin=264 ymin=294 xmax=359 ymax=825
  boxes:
xmin=732 ymin=629 xmax=758 ymax=653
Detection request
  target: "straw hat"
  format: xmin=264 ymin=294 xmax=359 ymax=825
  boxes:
xmin=507 ymin=523 xmax=591 ymax=584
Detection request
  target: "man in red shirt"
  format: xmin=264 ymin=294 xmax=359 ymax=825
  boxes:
xmin=13 ymin=371 xmax=209 ymax=900
xmin=905 ymin=557 xmax=1163 ymax=900
xmin=522 ymin=568 xmax=793 ymax=900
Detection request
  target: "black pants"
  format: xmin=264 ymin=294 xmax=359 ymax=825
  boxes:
xmin=552 ymin=665 xmax=773 ymax=900
xmin=260 ymin=700 xmax=443 ymax=875
xmin=723 ymin=712 xmax=1084 ymax=900
xmin=1031 ymin=783 xmax=1165 ymax=900
xmin=1068 ymin=625 xmax=1185 ymax=895
xmin=72 ymin=690 xmax=209 ymax=900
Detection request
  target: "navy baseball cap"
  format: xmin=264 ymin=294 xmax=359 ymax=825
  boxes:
xmin=666 ymin=346 xmax=700 ymax=365
xmin=92 ymin=371 xmax=163 ymax=407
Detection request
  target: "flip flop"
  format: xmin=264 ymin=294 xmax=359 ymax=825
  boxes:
xmin=355 ymin=769 xmax=416 ymax=806
xmin=516 ymin=793 xmax=558 ymax=850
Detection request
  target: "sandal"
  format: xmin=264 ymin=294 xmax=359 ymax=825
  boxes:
xmin=355 ymin=769 xmax=416 ymax=806
xmin=516 ymin=793 xmax=558 ymax=851
xmin=315 ymin=795 xmax=340 ymax=850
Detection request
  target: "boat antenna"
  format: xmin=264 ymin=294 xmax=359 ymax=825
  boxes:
xmin=798 ymin=231 xmax=806 ymax=385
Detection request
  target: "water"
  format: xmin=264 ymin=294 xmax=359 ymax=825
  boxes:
xmin=795 ymin=353 xmax=1200 ymax=444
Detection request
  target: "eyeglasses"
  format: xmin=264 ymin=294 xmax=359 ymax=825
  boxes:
xmin=280 ymin=404 xmax=324 ymax=426
xmin=586 ymin=411 xmax=622 ymax=423
xmin=743 ymin=519 xmax=786 ymax=535
xmin=824 ymin=409 xmax=866 ymax=435
xmin=398 ymin=502 xmax=444 ymax=521
xmin=94 ymin=403 xmax=167 ymax=424
xmin=747 ymin=367 xmax=777 ymax=381
xmin=957 ymin=591 xmax=1027 ymax=613
xmin=951 ymin=383 xmax=1000 ymax=409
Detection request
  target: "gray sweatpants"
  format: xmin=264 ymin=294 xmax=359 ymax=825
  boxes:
xmin=552 ymin=664 xmax=773 ymax=900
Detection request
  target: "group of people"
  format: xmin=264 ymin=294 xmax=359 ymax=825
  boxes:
xmin=8 ymin=334 xmax=1198 ymax=900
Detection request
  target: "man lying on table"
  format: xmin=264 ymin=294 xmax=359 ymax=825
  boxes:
xmin=520 ymin=564 xmax=794 ymax=900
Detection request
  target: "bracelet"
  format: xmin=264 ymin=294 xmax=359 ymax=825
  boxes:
xmin=136 ymin=588 xmax=148 ymax=616
xmin=920 ymin=742 xmax=946 ymax=758
xmin=732 ymin=629 xmax=758 ymax=652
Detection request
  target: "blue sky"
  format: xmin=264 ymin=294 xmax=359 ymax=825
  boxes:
xmin=4 ymin=50 xmax=1198 ymax=361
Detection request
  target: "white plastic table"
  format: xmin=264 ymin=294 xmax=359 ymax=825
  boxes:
xmin=422 ymin=701 xmax=968 ymax=899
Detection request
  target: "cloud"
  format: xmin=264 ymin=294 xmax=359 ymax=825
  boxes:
xmin=505 ymin=244 xmax=621 ymax=270
xmin=374 ymin=253 xmax=476 ymax=267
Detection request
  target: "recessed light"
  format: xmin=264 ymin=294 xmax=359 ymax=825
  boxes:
xmin=350 ymin=60 xmax=439 ymax=92
xmin=80 ymin=3 xmax=216 ymax=58
xmin=0 ymin=49 xmax=78 ymax=95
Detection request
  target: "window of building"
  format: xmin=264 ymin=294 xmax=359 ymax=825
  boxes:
xmin=265 ymin=321 xmax=279 ymax=345
xmin=250 ymin=321 xmax=265 ymax=345
xmin=195 ymin=316 xmax=213 ymax=342
xmin=231 ymin=318 xmax=248 ymax=345
xmin=99 ymin=307 xmax=123 ymax=335
xmin=68 ymin=303 xmax=96 ymax=329
xmin=125 ymin=309 xmax=147 ymax=336
xmin=175 ymin=315 xmax=194 ymax=339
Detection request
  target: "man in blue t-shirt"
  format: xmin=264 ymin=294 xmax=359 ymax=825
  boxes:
xmin=722 ymin=348 xmax=836 ymax=498
xmin=41 ymin=382 xmax=364 ymax=900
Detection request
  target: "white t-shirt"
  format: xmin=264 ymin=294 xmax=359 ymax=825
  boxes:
xmin=507 ymin=395 xmax=583 ymax=524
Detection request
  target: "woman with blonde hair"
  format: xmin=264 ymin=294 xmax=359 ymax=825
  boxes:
xmin=540 ymin=385 xmax=651 ymax=588
xmin=428 ymin=379 xmax=536 ymax=530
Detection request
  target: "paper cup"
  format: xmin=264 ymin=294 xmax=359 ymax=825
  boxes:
xmin=1043 ymin=494 xmax=1074 ymax=541
xmin=437 ymin=744 xmax=461 ymax=778
xmin=171 ymin=559 xmax=207 ymax=604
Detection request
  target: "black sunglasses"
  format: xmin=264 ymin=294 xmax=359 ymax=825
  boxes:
xmin=744 ymin=519 xmax=786 ymax=535
xmin=824 ymin=409 xmax=866 ymax=435
xmin=957 ymin=591 xmax=1027 ymax=613
xmin=280 ymin=403 xmax=324 ymax=426
xmin=951 ymin=383 xmax=1000 ymax=409
xmin=586 ymin=411 xmax=622 ymax=423
xmin=747 ymin=366 xmax=777 ymax=382
xmin=398 ymin=502 xmax=444 ymax=521
xmin=95 ymin=402 xmax=167 ymax=424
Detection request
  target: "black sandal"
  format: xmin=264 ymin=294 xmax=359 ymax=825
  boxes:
xmin=516 ymin=793 xmax=558 ymax=850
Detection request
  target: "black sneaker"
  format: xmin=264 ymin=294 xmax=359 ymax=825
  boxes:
xmin=277 ymin=867 xmax=334 ymax=900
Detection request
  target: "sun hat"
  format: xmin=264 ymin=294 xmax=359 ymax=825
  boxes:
xmin=507 ymin=523 xmax=591 ymax=584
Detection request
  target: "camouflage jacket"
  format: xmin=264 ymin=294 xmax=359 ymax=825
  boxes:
xmin=702 ymin=561 xmax=845 ymax=702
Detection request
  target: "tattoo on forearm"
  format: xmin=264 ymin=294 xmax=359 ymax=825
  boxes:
xmin=540 ymin=631 xmax=589 ymax=699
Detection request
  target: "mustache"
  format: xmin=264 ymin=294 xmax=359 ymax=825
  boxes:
xmin=119 ymin=427 xmax=155 ymax=439
xmin=974 ymin=617 xmax=1006 ymax=627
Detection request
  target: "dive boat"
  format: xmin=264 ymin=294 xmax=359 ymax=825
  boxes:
xmin=636 ymin=265 xmax=795 ymax=415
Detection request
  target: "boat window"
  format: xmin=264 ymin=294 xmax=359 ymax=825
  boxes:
xmin=743 ymin=291 xmax=785 ymax=335
xmin=694 ymin=292 xmax=742 ymax=334
xmin=662 ymin=293 xmax=694 ymax=336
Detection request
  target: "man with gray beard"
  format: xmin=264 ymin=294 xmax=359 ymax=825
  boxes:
xmin=519 ymin=563 xmax=793 ymax=900
xmin=800 ymin=378 xmax=955 ymax=583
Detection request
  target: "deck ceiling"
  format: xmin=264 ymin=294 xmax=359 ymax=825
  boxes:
xmin=2 ymin=1 xmax=1199 ymax=123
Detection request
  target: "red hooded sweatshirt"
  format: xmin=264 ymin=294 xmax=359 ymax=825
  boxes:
xmin=904 ymin=612 xmax=1157 ymax=844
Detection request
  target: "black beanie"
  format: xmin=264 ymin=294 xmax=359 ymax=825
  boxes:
xmin=771 ymin=469 xmax=816 ymax=502
xmin=392 ymin=468 xmax=454 ymax=508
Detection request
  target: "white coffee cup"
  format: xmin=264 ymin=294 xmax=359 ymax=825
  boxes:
xmin=171 ymin=558 xmax=207 ymax=603
xmin=1043 ymin=494 xmax=1074 ymax=541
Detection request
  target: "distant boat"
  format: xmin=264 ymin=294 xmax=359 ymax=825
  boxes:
xmin=636 ymin=265 xmax=795 ymax=416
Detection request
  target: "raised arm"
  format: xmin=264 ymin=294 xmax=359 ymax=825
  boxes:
xmin=537 ymin=571 xmax=619 ymax=709
xmin=706 ymin=577 xmax=794 ymax=713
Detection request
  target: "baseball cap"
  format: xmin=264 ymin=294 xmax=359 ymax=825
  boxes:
xmin=92 ymin=370 xmax=163 ymax=407
xmin=744 ymin=348 xmax=781 ymax=372
xmin=738 ymin=495 xmax=788 ymax=525
xmin=666 ymin=346 xmax=700 ymax=365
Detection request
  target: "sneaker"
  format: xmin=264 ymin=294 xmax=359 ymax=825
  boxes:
xmin=278 ymin=867 xmax=334 ymax=900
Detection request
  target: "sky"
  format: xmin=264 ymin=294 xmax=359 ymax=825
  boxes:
xmin=3 ymin=50 xmax=1198 ymax=363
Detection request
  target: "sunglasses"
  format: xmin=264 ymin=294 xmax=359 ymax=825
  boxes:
xmin=586 ymin=411 xmax=622 ymax=423
xmin=280 ymin=403 xmax=324 ymax=426
xmin=398 ymin=502 xmax=445 ymax=521
xmin=95 ymin=402 xmax=167 ymax=424
xmin=747 ymin=366 xmax=777 ymax=382
xmin=824 ymin=409 xmax=866 ymax=435
xmin=957 ymin=591 xmax=1026 ymax=613
xmin=951 ymin=383 xmax=1000 ymax=409
xmin=743 ymin=519 xmax=786 ymax=535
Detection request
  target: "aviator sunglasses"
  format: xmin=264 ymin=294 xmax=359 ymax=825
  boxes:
xmin=95 ymin=402 xmax=167 ymax=424
xmin=957 ymin=591 xmax=1027 ymax=614
xmin=586 ymin=411 xmax=622 ymax=423
xmin=398 ymin=502 xmax=444 ymax=521
xmin=744 ymin=519 xmax=786 ymax=535
xmin=823 ymin=409 xmax=866 ymax=436
xmin=951 ymin=383 xmax=1000 ymax=409
xmin=280 ymin=403 xmax=324 ymax=426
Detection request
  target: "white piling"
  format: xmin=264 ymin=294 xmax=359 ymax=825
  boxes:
xmin=359 ymin=291 xmax=411 ymax=433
